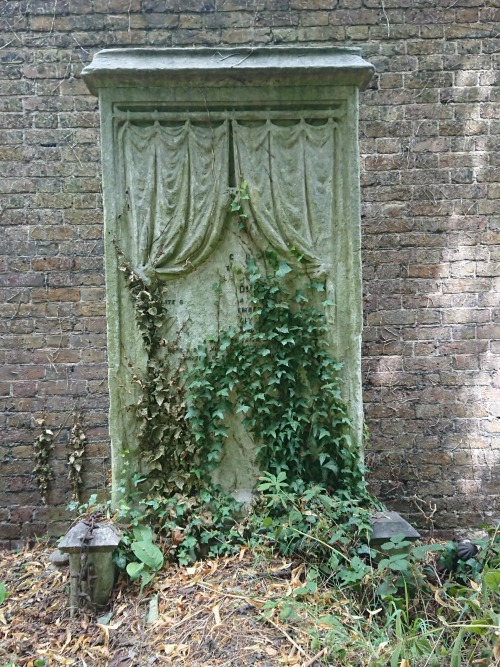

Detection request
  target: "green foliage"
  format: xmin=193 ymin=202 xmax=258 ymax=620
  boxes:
xmin=125 ymin=525 xmax=164 ymax=592
xmin=114 ymin=484 xmax=244 ymax=567
xmin=185 ymin=256 xmax=365 ymax=494
xmin=484 ymin=569 xmax=500 ymax=594
xmin=67 ymin=492 xmax=99 ymax=515
xmin=250 ymin=484 xmax=500 ymax=667
xmin=118 ymin=249 xmax=367 ymax=566
xmin=251 ymin=472 xmax=374 ymax=589
xmin=0 ymin=582 xmax=8 ymax=606
xmin=229 ymin=179 xmax=249 ymax=230
xmin=119 ymin=260 xmax=198 ymax=498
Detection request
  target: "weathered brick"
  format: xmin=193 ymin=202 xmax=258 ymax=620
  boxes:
xmin=31 ymin=287 xmax=81 ymax=302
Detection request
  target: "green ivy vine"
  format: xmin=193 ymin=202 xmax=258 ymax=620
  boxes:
xmin=67 ymin=412 xmax=88 ymax=502
xmin=185 ymin=256 xmax=366 ymax=497
xmin=119 ymin=260 xmax=199 ymax=498
xmin=119 ymin=241 xmax=367 ymax=562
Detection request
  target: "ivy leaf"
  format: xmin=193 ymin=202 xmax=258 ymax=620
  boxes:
xmin=376 ymin=580 xmax=398 ymax=598
xmin=280 ymin=604 xmax=299 ymax=621
xmin=484 ymin=570 xmax=500 ymax=593
xmin=276 ymin=261 xmax=292 ymax=278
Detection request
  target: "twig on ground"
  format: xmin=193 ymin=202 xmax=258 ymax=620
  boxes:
xmin=302 ymin=646 xmax=328 ymax=667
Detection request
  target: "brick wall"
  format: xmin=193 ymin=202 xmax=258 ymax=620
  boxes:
xmin=0 ymin=0 xmax=499 ymax=544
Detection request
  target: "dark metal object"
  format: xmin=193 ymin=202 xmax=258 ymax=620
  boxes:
xmin=456 ymin=541 xmax=479 ymax=561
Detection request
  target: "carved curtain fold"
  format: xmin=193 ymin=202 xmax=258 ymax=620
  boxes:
xmin=116 ymin=116 xmax=338 ymax=280
xmin=232 ymin=118 xmax=337 ymax=278
xmin=117 ymin=119 xmax=230 ymax=280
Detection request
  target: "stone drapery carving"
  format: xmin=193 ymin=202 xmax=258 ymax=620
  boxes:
xmin=117 ymin=115 xmax=339 ymax=281
xmin=117 ymin=119 xmax=229 ymax=281
xmin=233 ymin=117 xmax=337 ymax=279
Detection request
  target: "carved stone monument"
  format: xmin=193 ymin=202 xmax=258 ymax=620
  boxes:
xmin=82 ymin=47 xmax=374 ymax=502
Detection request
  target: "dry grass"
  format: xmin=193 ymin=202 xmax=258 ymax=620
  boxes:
xmin=0 ymin=542 xmax=327 ymax=667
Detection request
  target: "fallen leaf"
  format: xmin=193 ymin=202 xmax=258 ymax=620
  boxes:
xmin=146 ymin=594 xmax=159 ymax=624
xmin=434 ymin=590 xmax=461 ymax=611
xmin=270 ymin=562 xmax=292 ymax=573
xmin=493 ymin=634 xmax=500 ymax=661
xmin=164 ymin=643 xmax=189 ymax=656
xmin=97 ymin=611 xmax=113 ymax=625
xmin=212 ymin=603 xmax=221 ymax=626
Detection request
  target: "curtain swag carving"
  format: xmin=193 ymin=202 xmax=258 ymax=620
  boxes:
xmin=233 ymin=118 xmax=336 ymax=279
xmin=117 ymin=119 xmax=230 ymax=281
xmin=116 ymin=116 xmax=338 ymax=281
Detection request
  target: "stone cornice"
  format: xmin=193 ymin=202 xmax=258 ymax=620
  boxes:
xmin=82 ymin=46 xmax=375 ymax=95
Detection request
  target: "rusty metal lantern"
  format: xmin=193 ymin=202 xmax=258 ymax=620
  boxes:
xmin=58 ymin=518 xmax=121 ymax=616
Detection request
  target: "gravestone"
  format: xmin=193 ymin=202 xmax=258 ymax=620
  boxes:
xmin=82 ymin=47 xmax=374 ymax=502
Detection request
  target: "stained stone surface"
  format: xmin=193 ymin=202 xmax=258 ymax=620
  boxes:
xmin=59 ymin=521 xmax=121 ymax=553
xmin=370 ymin=511 xmax=421 ymax=545
xmin=82 ymin=47 xmax=374 ymax=501
xmin=49 ymin=548 xmax=70 ymax=568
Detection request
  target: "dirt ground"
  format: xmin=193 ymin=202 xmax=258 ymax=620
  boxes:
xmin=0 ymin=542 xmax=323 ymax=667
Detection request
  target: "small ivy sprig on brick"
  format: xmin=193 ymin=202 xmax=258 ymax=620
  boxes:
xmin=33 ymin=417 xmax=55 ymax=505
xmin=67 ymin=412 xmax=88 ymax=502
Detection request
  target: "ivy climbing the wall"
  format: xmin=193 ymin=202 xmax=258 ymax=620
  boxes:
xmin=119 ymin=259 xmax=199 ymax=498
xmin=32 ymin=417 xmax=55 ymax=505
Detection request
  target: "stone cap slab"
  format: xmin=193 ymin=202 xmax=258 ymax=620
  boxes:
xmin=82 ymin=47 xmax=375 ymax=95
xmin=59 ymin=521 xmax=121 ymax=553
xmin=370 ymin=511 xmax=421 ymax=543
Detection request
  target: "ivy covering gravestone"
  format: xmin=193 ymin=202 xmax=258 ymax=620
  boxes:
xmin=82 ymin=47 xmax=374 ymax=501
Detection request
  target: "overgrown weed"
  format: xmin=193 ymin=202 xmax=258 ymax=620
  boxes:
xmin=246 ymin=476 xmax=500 ymax=667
